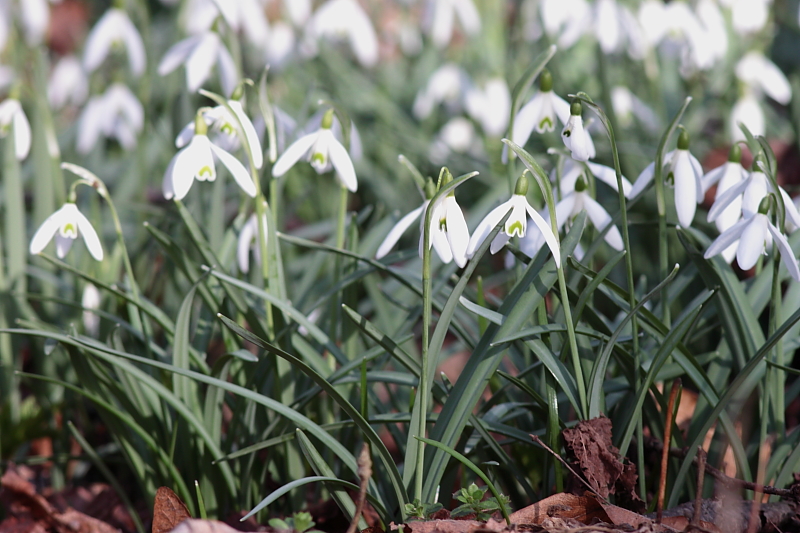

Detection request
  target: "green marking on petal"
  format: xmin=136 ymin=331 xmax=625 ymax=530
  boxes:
xmin=507 ymin=221 xmax=524 ymax=237
xmin=538 ymin=117 xmax=553 ymax=130
xmin=220 ymin=122 xmax=235 ymax=135
xmin=61 ymin=223 xmax=77 ymax=238
xmin=439 ymin=218 xmax=447 ymax=231
xmin=199 ymin=165 xmax=214 ymax=179
xmin=312 ymin=152 xmax=326 ymax=165
xmin=563 ymin=128 xmax=571 ymax=138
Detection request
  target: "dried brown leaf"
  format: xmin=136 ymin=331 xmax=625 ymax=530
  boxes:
xmin=152 ymin=486 xmax=192 ymax=533
xmin=508 ymin=493 xmax=608 ymax=525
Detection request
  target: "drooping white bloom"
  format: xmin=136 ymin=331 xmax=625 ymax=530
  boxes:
xmin=467 ymin=174 xmax=561 ymax=266
xmin=30 ymin=203 xmax=104 ymax=261
xmin=523 ymin=175 xmax=623 ymax=259
xmin=158 ymin=32 xmax=238 ymax=96
xmin=237 ymin=213 xmax=268 ymax=274
xmin=705 ymin=210 xmax=800 ymax=281
xmin=412 ymin=63 xmax=469 ymax=119
xmin=702 ymin=146 xmax=747 ymax=233
xmin=436 ymin=117 xmax=475 ymax=153
xmin=20 ymin=0 xmax=51 ymax=46
xmin=266 ymin=21 xmax=296 ymax=67
xmin=561 ymin=101 xmax=595 ymax=162
xmin=540 ymin=0 xmax=591 ymax=50
xmin=272 ymin=110 xmax=357 ymax=192
xmin=163 ymin=115 xmax=257 ymax=200
xmin=76 ymin=83 xmax=143 ymax=153
xmin=730 ymin=92 xmax=764 ymax=143
xmin=175 ymin=100 xmax=263 ymax=169
xmin=208 ymin=0 xmax=270 ymax=47
xmin=721 ymin=0 xmax=770 ymax=35
xmin=611 ymin=86 xmax=660 ymax=132
xmin=594 ymin=0 xmax=647 ymax=58
xmin=465 ymin=77 xmax=510 ymax=137
xmin=83 ymin=8 xmax=146 ymax=77
xmin=82 ymin=283 xmax=102 ymax=336
xmin=629 ymin=131 xmax=703 ymax=228
xmin=48 ymin=55 xmax=89 ymax=109
xmin=303 ymin=0 xmax=378 ymax=68
xmin=555 ymin=157 xmax=632 ymax=199
xmin=426 ymin=0 xmax=481 ymax=48
xmin=735 ymin=52 xmax=791 ymax=106
xmin=708 ymin=160 xmax=800 ymax=230
xmin=0 ymin=98 xmax=31 ymax=160
xmin=285 ymin=0 xmax=312 ymax=26
xmin=512 ymin=69 xmax=570 ymax=146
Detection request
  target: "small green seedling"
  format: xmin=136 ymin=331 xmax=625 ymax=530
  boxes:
xmin=269 ymin=512 xmax=320 ymax=533
xmin=404 ymin=498 xmax=444 ymax=520
xmin=450 ymin=483 xmax=511 ymax=521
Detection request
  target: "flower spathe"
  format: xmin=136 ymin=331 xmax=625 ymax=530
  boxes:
xmin=0 ymin=98 xmax=31 ymax=160
xmin=163 ymin=116 xmax=257 ymax=200
xmin=83 ymin=8 xmax=146 ymax=77
xmin=29 ymin=203 xmax=104 ymax=261
xmin=272 ymin=110 xmax=357 ymax=192
xmin=467 ymin=174 xmax=561 ymax=266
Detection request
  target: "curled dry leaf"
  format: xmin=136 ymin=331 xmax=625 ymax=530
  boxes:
xmin=152 ymin=486 xmax=192 ymax=533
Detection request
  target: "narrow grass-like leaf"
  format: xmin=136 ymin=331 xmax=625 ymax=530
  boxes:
xmin=459 ymin=297 xmax=505 ymax=325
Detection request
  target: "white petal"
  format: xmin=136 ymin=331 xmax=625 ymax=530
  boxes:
xmin=561 ymin=115 xmax=591 ymax=161
xmin=708 ymin=176 xmax=749 ymax=222
xmin=467 ymin=200 xmax=513 ymax=257
xmin=701 ymin=164 xmax=726 ymax=192
xmin=158 ymin=35 xmax=203 ymax=76
xmin=162 ymin=153 xmax=177 ymax=200
xmin=76 ymin=97 xmax=105 ymax=154
xmin=83 ymin=10 xmax=119 ymax=73
xmin=230 ymin=101 xmax=263 ymax=169
xmin=328 ymin=135 xmax=358 ymax=192
xmin=444 ymin=197 xmax=469 ymax=267
xmin=454 ymin=0 xmax=481 ymax=36
xmin=376 ymin=204 xmax=425 ymax=259
xmin=781 ymin=188 xmax=800 ymax=229
xmin=210 ymin=143 xmax=256 ymax=197
xmin=74 ymin=207 xmax=104 ymax=261
xmin=347 ymin=2 xmax=379 ymax=67
xmin=526 ymin=203 xmax=561 ymax=266
xmin=629 ymin=160 xmax=655 ymax=198
xmin=120 ymin=15 xmax=146 ymax=77
xmin=768 ymin=221 xmax=800 ymax=281
xmin=587 ymin=161 xmax=631 ymax=196
xmin=237 ymin=215 xmax=259 ymax=274
xmin=55 ymin=234 xmax=74 ymax=258
xmin=272 ymin=132 xmax=318 ymax=177
xmin=216 ymin=43 xmax=238 ymax=97
xmin=582 ymin=194 xmax=623 ymax=250
xmin=737 ymin=214 xmax=768 ymax=270
xmin=489 ymin=233 xmax=511 ymax=255
xmin=673 ymin=151 xmax=698 ymax=227
xmin=431 ymin=0 xmax=455 ymax=47
xmin=513 ymin=94 xmax=546 ymax=143
xmin=705 ymin=216 xmax=749 ymax=259
xmin=30 ymin=206 xmax=68 ymax=254
xmin=185 ymin=33 xmax=219 ymax=92
xmin=12 ymin=105 xmax=31 ymax=160
xmin=737 ymin=52 xmax=791 ymax=105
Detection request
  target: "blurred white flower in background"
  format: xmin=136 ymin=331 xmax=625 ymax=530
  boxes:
xmin=730 ymin=92 xmax=764 ymax=142
xmin=0 ymin=98 xmax=31 ymax=160
xmin=429 ymin=116 xmax=477 ymax=163
xmin=19 ymin=0 xmax=52 ymax=46
xmin=413 ymin=63 xmax=470 ymax=119
xmin=237 ymin=213 xmax=268 ymax=274
xmin=425 ymin=0 xmax=481 ymax=48
xmin=735 ymin=52 xmax=791 ymax=106
xmin=83 ymin=8 xmax=146 ymax=77
xmin=611 ymin=86 xmax=660 ymax=132
xmin=48 ymin=55 xmax=88 ymax=109
xmin=266 ymin=21 xmax=296 ymax=67
xmin=540 ymin=0 xmax=590 ymax=50
xmin=284 ymin=0 xmax=312 ymax=26
xmin=302 ymin=0 xmax=378 ymax=68
xmin=0 ymin=66 xmax=13 ymax=91
xmin=76 ymin=83 xmax=143 ymax=153
xmin=159 ymin=31 xmax=238 ymax=96
xmin=181 ymin=0 xmax=270 ymax=47
xmin=29 ymin=203 xmax=104 ymax=261
xmin=465 ymin=77 xmax=510 ymax=137
xmin=82 ymin=283 xmax=101 ymax=337
xmin=720 ymin=0 xmax=771 ymax=35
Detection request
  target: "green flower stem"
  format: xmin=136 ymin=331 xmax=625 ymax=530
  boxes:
xmin=332 ymin=184 xmax=349 ymax=339
xmin=417 ymin=193 xmax=434 ymax=502
xmin=770 ymin=223 xmax=784 ymax=439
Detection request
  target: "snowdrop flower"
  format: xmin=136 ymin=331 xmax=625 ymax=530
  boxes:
xmin=163 ymin=112 xmax=257 ymax=200
xmin=237 ymin=213 xmax=268 ymax=274
xmin=561 ymin=101 xmax=595 ymax=162
xmin=0 ymin=66 xmax=13 ymax=91
xmin=513 ymin=69 xmax=570 ymax=146
xmin=523 ymin=175 xmax=623 ymax=258
xmin=735 ymin=52 xmax=791 ymax=106
xmin=158 ymin=32 xmax=237 ymax=96
xmin=20 ymin=0 xmax=51 ymax=46
xmin=175 ymin=96 xmax=263 ymax=169
xmin=376 ymin=175 xmax=470 ymax=267
xmin=722 ymin=0 xmax=770 ymax=35
xmin=730 ymin=91 xmax=764 ymax=143
xmin=705 ymin=198 xmax=800 ymax=281
xmin=467 ymin=173 xmax=561 ymax=265
xmin=426 ymin=0 xmax=481 ymax=48
xmin=413 ymin=63 xmax=469 ymax=120
xmin=285 ymin=0 xmax=312 ymax=26
xmin=708 ymin=155 xmax=800 ymax=229
xmin=48 ymin=55 xmax=89 ymax=109
xmin=594 ymin=0 xmax=647 ymax=58
xmin=555 ymin=157 xmax=632 ymax=199
xmin=465 ymin=77 xmax=510 ymax=137
xmin=82 ymin=283 xmax=102 ymax=337
xmin=208 ymin=0 xmax=270 ymax=48
xmin=29 ymin=203 xmax=103 ymax=261
xmin=629 ymin=130 xmax=703 ymax=228
xmin=540 ymin=0 xmax=591 ymax=50
xmin=611 ymin=86 xmax=660 ymax=133
xmin=83 ymin=8 xmax=146 ymax=77
xmin=702 ymin=145 xmax=747 ymax=233
xmin=272 ymin=109 xmax=357 ymax=192
xmin=266 ymin=22 xmax=296 ymax=67
xmin=0 ymin=98 xmax=31 ymax=160
xmin=303 ymin=0 xmax=378 ymax=68
xmin=76 ymin=83 xmax=143 ymax=153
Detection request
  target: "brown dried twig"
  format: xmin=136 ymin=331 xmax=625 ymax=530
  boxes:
xmin=657 ymin=379 xmax=681 ymax=524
